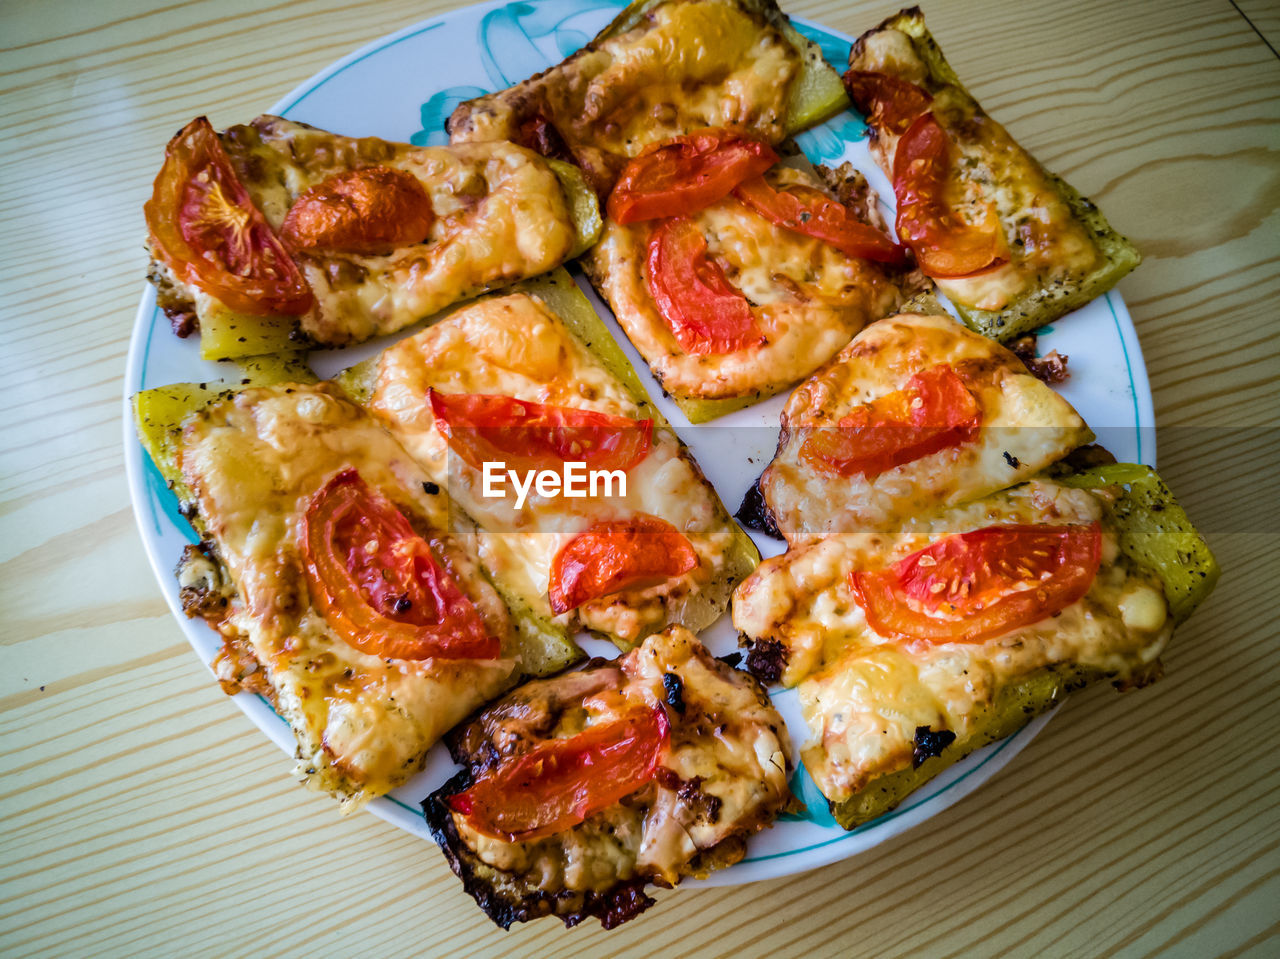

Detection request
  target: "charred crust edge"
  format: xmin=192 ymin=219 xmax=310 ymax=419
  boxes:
xmin=423 ymin=770 xmax=657 ymax=931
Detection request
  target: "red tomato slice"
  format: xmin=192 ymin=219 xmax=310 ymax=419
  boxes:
xmin=447 ymin=705 xmax=670 ymax=842
xmin=303 ymin=469 xmax=498 ymax=660
xmin=733 ymin=176 xmax=906 ymax=265
xmin=428 ymin=390 xmax=654 ymax=473
xmin=280 ymin=166 xmax=435 ymax=255
xmin=843 ymin=70 xmax=934 ymax=135
xmin=549 ymin=515 xmax=699 ymax=614
xmin=800 ymin=364 xmax=981 ymax=478
xmin=645 ymin=217 xmax=760 ymax=356
xmin=607 ymin=129 xmax=779 ymax=224
xmin=851 ymin=522 xmax=1102 ymax=644
xmin=145 ymin=117 xmax=313 ymax=316
xmin=893 ymin=112 xmax=1009 ymax=278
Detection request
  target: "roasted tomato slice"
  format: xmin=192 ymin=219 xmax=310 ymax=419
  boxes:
xmin=843 ymin=70 xmax=934 ymax=135
xmin=279 ymin=166 xmax=435 ymax=255
xmin=646 ymin=217 xmax=760 ymax=356
xmin=800 ymin=364 xmax=981 ymax=478
xmin=851 ymin=522 xmax=1102 ymax=643
xmin=733 ymin=176 xmax=906 ymax=265
xmin=303 ymin=469 xmax=498 ymax=660
xmin=447 ymin=705 xmax=670 ymax=842
xmin=607 ymin=129 xmax=779 ymax=224
xmin=145 ymin=116 xmax=312 ymax=316
xmin=428 ymin=390 xmax=654 ymax=473
xmin=893 ymin=112 xmax=1008 ymax=278
xmin=549 ymin=515 xmax=699 ymax=614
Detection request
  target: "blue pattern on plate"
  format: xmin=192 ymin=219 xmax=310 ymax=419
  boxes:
xmin=477 ymin=0 xmax=627 ymax=88
xmin=144 ymin=456 xmax=196 ymax=544
xmin=412 ymin=86 xmax=490 ymax=146
xmin=791 ymin=21 xmax=866 ymax=164
xmin=779 ymin=765 xmax=840 ymax=828
xmin=793 ymin=20 xmax=851 ymax=71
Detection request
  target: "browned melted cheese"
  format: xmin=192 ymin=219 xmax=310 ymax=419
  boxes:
xmin=852 ymin=29 xmax=1105 ymax=311
xmin=448 ymin=0 xmax=800 ymax=192
xmin=761 ymin=311 xmax=1092 ymax=543
xmin=177 ymin=383 xmax=518 ymax=810
xmin=449 ymin=627 xmax=791 ymax=891
xmin=733 ymin=479 xmax=1171 ymax=802
xmin=157 ymin=116 xmax=575 ymax=346
xmin=584 ymin=166 xmax=904 ymax=400
xmin=365 ymin=293 xmax=740 ymax=644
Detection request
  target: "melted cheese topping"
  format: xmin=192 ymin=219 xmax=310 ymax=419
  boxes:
xmin=366 ymin=293 xmax=737 ymax=644
xmin=585 ymin=166 xmax=903 ymax=400
xmin=733 ymin=479 xmax=1171 ymax=802
xmin=169 ymin=116 xmax=575 ymax=346
xmin=762 ymin=311 xmax=1092 ymax=543
xmin=451 ymin=0 xmax=799 ymax=184
xmin=854 ymin=30 xmax=1104 ymax=311
xmin=452 ymin=627 xmax=790 ymax=890
xmin=178 ymin=383 xmax=516 ymax=810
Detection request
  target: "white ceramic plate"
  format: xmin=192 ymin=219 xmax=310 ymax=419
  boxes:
xmin=122 ymin=0 xmax=1155 ymax=888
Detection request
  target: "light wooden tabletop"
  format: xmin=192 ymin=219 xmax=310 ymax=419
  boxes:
xmin=2 ymin=0 xmax=1277 ymax=956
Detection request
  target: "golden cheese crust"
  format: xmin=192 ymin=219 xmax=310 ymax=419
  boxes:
xmin=581 ymin=165 xmax=905 ymax=402
xmin=850 ymin=9 xmax=1140 ymax=339
xmin=448 ymin=0 xmax=805 ymax=194
xmin=425 ymin=626 xmax=792 ymax=929
xmin=760 ymin=310 xmax=1093 ymax=543
xmin=152 ymin=116 xmax=577 ymax=347
xmin=733 ymin=479 xmax=1172 ymax=804
xmin=363 ymin=292 xmax=748 ymax=646
xmin=176 ymin=382 xmax=519 ymax=811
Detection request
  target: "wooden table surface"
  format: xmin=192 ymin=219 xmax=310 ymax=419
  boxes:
xmin=2 ymin=0 xmax=1277 ymax=955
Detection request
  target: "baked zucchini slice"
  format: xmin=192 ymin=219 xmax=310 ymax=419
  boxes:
xmin=333 ymin=269 xmax=760 ymax=652
xmin=448 ymin=0 xmax=848 ymax=197
xmin=132 ymin=373 xmax=584 ymax=681
xmin=825 ymin=463 xmax=1217 ymax=829
xmin=849 ymin=8 xmax=1140 ymax=341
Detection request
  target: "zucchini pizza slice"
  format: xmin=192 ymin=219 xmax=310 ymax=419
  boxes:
xmin=733 ymin=470 xmax=1218 ymax=830
xmin=582 ymin=143 xmax=918 ymax=421
xmin=424 ymin=626 xmax=794 ymax=929
xmin=133 ymin=377 xmax=582 ymax=811
xmin=846 ymin=8 xmax=1141 ymax=341
xmin=757 ymin=304 xmax=1093 ymax=545
xmin=446 ymin=0 xmax=848 ymax=197
xmin=335 ymin=271 xmax=758 ymax=650
xmin=144 ymin=115 xmax=599 ymax=359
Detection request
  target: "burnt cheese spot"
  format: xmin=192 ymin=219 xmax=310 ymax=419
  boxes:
xmin=735 ymin=479 xmax=783 ymax=540
xmin=662 ymin=672 xmax=686 ymax=715
xmin=912 ymin=726 xmax=957 ymax=768
xmin=744 ymin=638 xmax=786 ymax=686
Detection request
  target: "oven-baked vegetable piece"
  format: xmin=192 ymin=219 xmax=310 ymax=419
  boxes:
xmin=734 ymin=468 xmax=1218 ymax=830
xmin=145 ymin=115 xmax=601 ymax=360
xmin=582 ymin=158 xmax=912 ymax=423
xmin=447 ymin=0 xmax=849 ymax=197
xmin=424 ymin=626 xmax=794 ymax=929
xmin=333 ymin=269 xmax=760 ymax=651
xmin=757 ymin=306 xmax=1093 ymax=543
xmin=132 ymin=378 xmax=586 ymax=752
xmin=847 ymin=8 xmax=1140 ymax=341
xmin=134 ymin=378 xmax=583 ymax=810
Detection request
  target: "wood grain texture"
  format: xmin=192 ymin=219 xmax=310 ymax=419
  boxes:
xmin=2 ymin=0 xmax=1277 ymax=956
